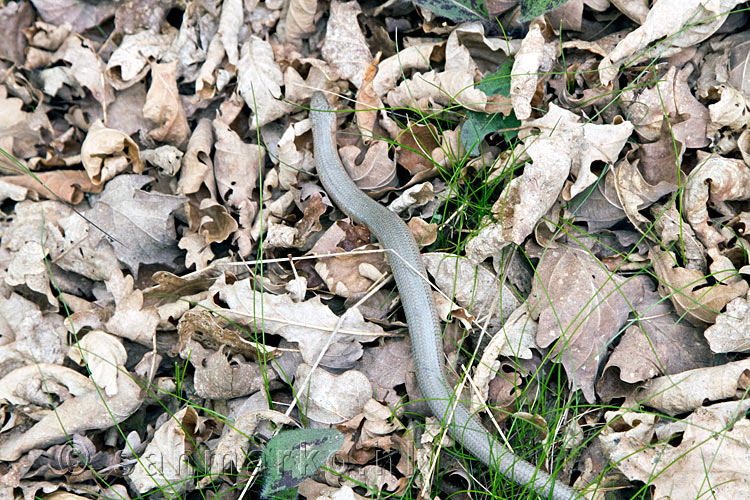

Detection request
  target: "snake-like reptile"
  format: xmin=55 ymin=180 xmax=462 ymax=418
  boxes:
xmin=310 ymin=91 xmax=579 ymax=500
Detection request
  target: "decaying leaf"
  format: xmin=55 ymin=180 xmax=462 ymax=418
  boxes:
xmin=600 ymin=399 xmax=750 ymax=499
xmin=683 ymin=152 xmax=750 ymax=248
xmin=128 ymin=407 xmax=201 ymax=495
xmin=294 ymin=364 xmax=372 ymax=424
xmin=84 ymin=175 xmax=185 ymax=276
xmin=200 ymin=275 xmax=386 ymax=369
xmin=81 ymin=122 xmax=143 ymax=185
xmin=321 ymin=1 xmax=372 ymax=88
xmin=528 ymin=245 xmax=644 ymax=402
xmin=651 ymin=247 xmax=748 ymax=324
xmin=704 ymin=295 xmax=750 ymax=353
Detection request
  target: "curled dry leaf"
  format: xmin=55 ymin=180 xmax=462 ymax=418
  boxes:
xmin=597 ymin=290 xmax=712 ymax=400
xmin=704 ymin=295 xmax=750 ymax=353
xmin=294 ymin=363 xmax=372 ymax=425
xmin=84 ymin=174 xmax=185 ymax=276
xmin=510 ymin=19 xmax=559 ymax=120
xmin=128 ymin=407 xmax=200 ymax=495
xmin=599 ymin=0 xmax=744 ymax=86
xmin=0 ymin=292 xmax=66 ymax=377
xmin=1 ymin=170 xmax=103 ymax=204
xmin=683 ymin=152 xmax=750 ymax=248
xmin=106 ymin=31 xmax=176 ymax=89
xmin=423 ymin=253 xmax=519 ymax=331
xmin=67 ymin=331 xmax=128 ymax=397
xmin=650 ymin=247 xmax=748 ymax=324
xmin=635 ymin=359 xmax=750 ymax=416
xmin=621 ymin=65 xmax=708 ymax=147
xmin=339 ymin=140 xmax=397 ymax=193
xmin=178 ymin=118 xmax=214 ymax=196
xmin=237 ymin=36 xmax=292 ymax=128
xmin=143 ymin=61 xmax=190 ymax=147
xmin=188 ymin=343 xmax=273 ymax=399
xmin=600 ymin=399 xmax=750 ymax=500
xmin=81 ymin=121 xmax=143 ymax=185
xmin=312 ymin=220 xmax=388 ymax=297
xmin=0 ymin=361 xmax=143 ymax=461
xmin=285 ymin=0 xmax=318 ymax=42
xmin=371 ymin=43 xmax=441 ymax=96
xmin=104 ymin=268 xmax=160 ymax=346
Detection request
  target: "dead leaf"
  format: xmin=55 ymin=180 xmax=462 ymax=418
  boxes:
xmin=0 ymin=292 xmax=66 ymax=378
xmin=201 ymin=275 xmax=386 ymax=369
xmin=338 ymin=141 xmax=397 ymax=193
xmin=599 ymin=0 xmax=744 ymax=86
xmin=529 ymin=245 xmax=644 ymax=402
xmin=600 ymin=399 xmax=750 ymax=499
xmin=128 ymin=407 xmax=200 ymax=495
xmin=67 ymin=331 xmax=127 ymax=397
xmin=237 ymin=36 xmax=293 ymax=128
xmin=143 ymin=61 xmax=190 ymax=147
xmin=0 ymin=1 xmax=34 ymax=66
xmin=511 ymin=19 xmax=559 ymax=120
xmin=683 ymin=152 xmax=750 ymax=248
xmin=704 ymin=295 xmax=750 ymax=353
xmin=651 ymin=247 xmax=748 ymax=324
xmin=2 ymin=170 xmax=103 ymax=204
xmin=621 ymin=65 xmax=708 ymax=147
xmin=104 ymin=268 xmax=160 ymax=345
xmin=81 ymin=121 xmax=143 ymax=185
xmin=84 ymin=174 xmax=185 ymax=276
xmin=295 ymin=363 xmax=372 ymax=424
xmin=598 ymin=289 xmax=712 ymax=400
xmin=321 ymin=1 xmax=372 ymax=88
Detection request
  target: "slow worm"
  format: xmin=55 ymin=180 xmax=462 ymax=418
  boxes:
xmin=310 ymin=91 xmax=579 ymax=500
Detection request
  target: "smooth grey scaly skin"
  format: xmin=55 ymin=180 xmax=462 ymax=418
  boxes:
xmin=310 ymin=91 xmax=580 ymax=500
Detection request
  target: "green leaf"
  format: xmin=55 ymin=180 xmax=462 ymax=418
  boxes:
xmin=414 ymin=0 xmax=487 ymax=22
xmin=519 ymin=0 xmax=570 ymax=20
xmin=261 ymin=429 xmax=344 ymax=499
xmin=476 ymin=60 xmax=513 ymax=97
xmin=461 ymin=111 xmax=521 ymax=156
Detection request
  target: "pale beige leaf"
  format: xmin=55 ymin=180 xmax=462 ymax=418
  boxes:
xmin=2 ymin=170 xmax=102 ymax=204
xmin=708 ymin=85 xmax=749 ymax=131
xmin=202 ymin=275 xmax=386 ymax=368
xmin=285 ymin=0 xmax=318 ymax=42
xmin=84 ymin=175 xmax=185 ymax=275
xmin=57 ymin=35 xmax=113 ymax=105
xmin=683 ymin=153 xmax=750 ymax=248
xmin=106 ymin=31 xmax=176 ymax=89
xmin=104 ymin=268 xmax=160 ymax=346
xmin=312 ymin=221 xmax=388 ymax=297
xmin=294 ymin=363 xmax=372 ymax=424
xmin=178 ymin=118 xmax=215 ymax=196
xmin=321 ymin=1 xmax=372 ymax=88
xmin=423 ymin=252 xmax=519 ymax=331
xmin=621 ymin=65 xmax=708 ymax=146
xmin=371 ymin=43 xmax=441 ymax=96
xmin=0 ymin=363 xmax=142 ymax=461
xmin=704 ymin=296 xmax=750 ymax=353
xmin=143 ymin=61 xmax=190 ymax=147
xmin=511 ymin=19 xmax=559 ymax=120
xmin=81 ymin=121 xmax=143 ymax=185
xmin=339 ymin=141 xmax=397 ymax=193
xmin=128 ymin=407 xmax=199 ymax=495
xmin=651 ymin=247 xmax=748 ymax=324
xmin=237 ymin=36 xmax=292 ymax=128
xmin=600 ymin=399 xmax=750 ymax=499
xmin=529 ymin=245 xmax=644 ymax=402
xmin=67 ymin=331 xmax=127 ymax=397
xmin=0 ymin=292 xmax=66 ymax=378
xmin=599 ymin=0 xmax=744 ymax=85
